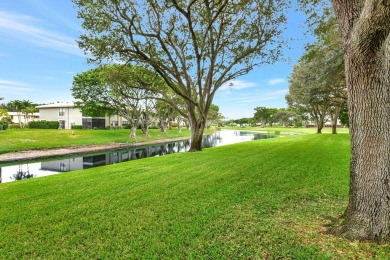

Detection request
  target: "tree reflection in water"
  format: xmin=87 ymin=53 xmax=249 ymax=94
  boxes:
xmin=12 ymin=165 xmax=34 ymax=181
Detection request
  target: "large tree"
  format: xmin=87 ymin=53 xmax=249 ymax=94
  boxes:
xmin=301 ymin=0 xmax=390 ymax=242
xmin=74 ymin=0 xmax=287 ymax=151
xmin=329 ymin=1 xmax=390 ymax=242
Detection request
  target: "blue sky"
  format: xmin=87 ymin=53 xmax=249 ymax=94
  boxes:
xmin=0 ymin=0 xmax=311 ymax=120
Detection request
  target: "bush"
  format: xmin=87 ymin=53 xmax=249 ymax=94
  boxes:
xmin=71 ymin=125 xmax=83 ymax=130
xmin=8 ymin=124 xmax=22 ymax=129
xmin=0 ymin=122 xmax=8 ymax=130
xmin=28 ymin=121 xmax=60 ymax=129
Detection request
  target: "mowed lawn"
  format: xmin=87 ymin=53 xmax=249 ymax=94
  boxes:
xmin=0 ymin=133 xmax=389 ymax=258
xmin=0 ymin=128 xmax=194 ymax=154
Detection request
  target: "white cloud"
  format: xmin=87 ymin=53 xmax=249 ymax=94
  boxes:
xmin=0 ymin=10 xmax=83 ymax=57
xmin=0 ymin=79 xmax=34 ymax=92
xmin=220 ymin=89 xmax=288 ymax=104
xmin=220 ymin=79 xmax=257 ymax=91
xmin=267 ymin=78 xmax=286 ymax=85
xmin=238 ymin=89 xmax=288 ymax=103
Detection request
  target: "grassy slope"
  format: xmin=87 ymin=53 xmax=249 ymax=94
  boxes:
xmin=0 ymin=128 xmax=194 ymax=154
xmin=0 ymin=133 xmax=388 ymax=258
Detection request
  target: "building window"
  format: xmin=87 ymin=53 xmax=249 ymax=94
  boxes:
xmin=59 ymin=108 xmax=65 ymax=116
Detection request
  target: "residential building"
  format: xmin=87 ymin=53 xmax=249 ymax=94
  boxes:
xmin=36 ymin=102 xmax=128 ymax=129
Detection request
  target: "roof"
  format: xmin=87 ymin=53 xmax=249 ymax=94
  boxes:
xmin=36 ymin=102 xmax=75 ymax=109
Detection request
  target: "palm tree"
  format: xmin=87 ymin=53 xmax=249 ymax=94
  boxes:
xmin=8 ymin=100 xmax=32 ymax=128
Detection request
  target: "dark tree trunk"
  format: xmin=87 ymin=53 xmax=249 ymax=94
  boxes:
xmin=330 ymin=105 xmax=342 ymax=134
xmin=316 ymin=116 xmax=324 ymax=134
xmin=331 ymin=0 xmax=390 ymax=242
xmin=188 ymin=117 xmax=206 ymax=152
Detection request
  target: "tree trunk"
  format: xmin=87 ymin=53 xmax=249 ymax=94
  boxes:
xmin=189 ymin=117 xmax=205 ymax=152
xmin=316 ymin=119 xmax=323 ymax=134
xmin=330 ymin=0 xmax=390 ymax=242
xmin=160 ymin=118 xmax=169 ymax=134
xmin=130 ymin=125 xmax=137 ymax=138
xmin=336 ymin=42 xmax=390 ymax=242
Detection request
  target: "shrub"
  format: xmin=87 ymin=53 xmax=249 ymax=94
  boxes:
xmin=29 ymin=121 xmax=60 ymax=129
xmin=8 ymin=124 xmax=22 ymax=129
xmin=71 ymin=125 xmax=83 ymax=130
xmin=0 ymin=122 xmax=8 ymax=130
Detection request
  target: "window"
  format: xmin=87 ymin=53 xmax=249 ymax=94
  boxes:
xmin=59 ymin=108 xmax=65 ymax=116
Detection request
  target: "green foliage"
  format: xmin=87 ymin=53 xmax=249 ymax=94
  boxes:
xmin=71 ymin=125 xmax=83 ymax=130
xmin=0 ymin=122 xmax=8 ymax=130
xmin=253 ymin=107 xmax=278 ymax=126
xmin=28 ymin=121 xmax=60 ymax=129
xmin=339 ymin=105 xmax=349 ymax=127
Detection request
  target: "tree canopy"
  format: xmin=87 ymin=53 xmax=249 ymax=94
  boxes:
xmin=73 ymin=0 xmax=288 ymax=151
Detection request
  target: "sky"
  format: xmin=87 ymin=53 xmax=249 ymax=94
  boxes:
xmin=0 ymin=0 xmax=312 ymax=120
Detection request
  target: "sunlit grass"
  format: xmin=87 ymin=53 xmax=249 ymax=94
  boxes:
xmin=0 ymin=133 xmax=388 ymax=258
xmin=224 ymin=125 xmax=350 ymax=134
xmin=0 ymin=128 xmax=195 ymax=154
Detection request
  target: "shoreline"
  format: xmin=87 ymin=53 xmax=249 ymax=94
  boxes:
xmin=0 ymin=136 xmax=191 ymax=163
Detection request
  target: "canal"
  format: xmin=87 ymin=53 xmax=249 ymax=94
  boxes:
xmin=0 ymin=130 xmax=275 ymax=183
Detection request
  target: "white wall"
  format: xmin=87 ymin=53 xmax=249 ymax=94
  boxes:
xmin=39 ymin=107 xmax=83 ymax=129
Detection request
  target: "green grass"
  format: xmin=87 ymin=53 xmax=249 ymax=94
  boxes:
xmin=0 ymin=128 xmax=195 ymax=154
xmin=0 ymin=133 xmax=388 ymax=258
xmin=224 ymin=125 xmax=350 ymax=135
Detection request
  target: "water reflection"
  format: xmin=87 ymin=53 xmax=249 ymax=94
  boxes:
xmin=0 ymin=130 xmax=273 ymax=183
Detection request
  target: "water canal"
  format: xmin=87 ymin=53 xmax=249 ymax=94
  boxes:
xmin=0 ymin=130 xmax=275 ymax=183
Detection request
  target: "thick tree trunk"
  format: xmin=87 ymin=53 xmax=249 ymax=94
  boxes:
xmin=189 ymin=117 xmax=206 ymax=152
xmin=330 ymin=0 xmax=390 ymax=242
xmin=336 ymin=42 xmax=390 ymax=242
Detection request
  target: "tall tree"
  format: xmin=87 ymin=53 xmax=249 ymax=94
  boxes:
xmin=301 ymin=0 xmax=390 ymax=242
xmin=287 ymin=59 xmax=330 ymax=133
xmin=329 ymin=0 xmax=390 ymax=242
xmin=73 ymin=0 xmax=287 ymax=151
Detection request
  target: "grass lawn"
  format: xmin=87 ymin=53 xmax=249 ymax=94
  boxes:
xmin=224 ymin=125 xmax=350 ymax=135
xmin=0 ymin=132 xmax=388 ymax=258
xmin=0 ymin=128 xmax=195 ymax=154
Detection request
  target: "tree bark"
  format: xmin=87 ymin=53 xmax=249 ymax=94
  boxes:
xmin=188 ymin=117 xmax=206 ymax=152
xmin=331 ymin=0 xmax=390 ymax=242
xmin=330 ymin=105 xmax=341 ymax=134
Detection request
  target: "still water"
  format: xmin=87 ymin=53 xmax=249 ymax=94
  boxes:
xmin=0 ymin=130 xmax=274 ymax=183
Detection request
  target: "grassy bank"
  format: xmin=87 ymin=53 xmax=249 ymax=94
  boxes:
xmin=0 ymin=133 xmax=388 ymax=258
xmin=224 ymin=125 xmax=350 ymax=135
xmin=0 ymin=128 xmax=194 ymax=154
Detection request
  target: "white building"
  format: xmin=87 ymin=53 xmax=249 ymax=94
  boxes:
xmin=36 ymin=102 xmax=130 ymax=129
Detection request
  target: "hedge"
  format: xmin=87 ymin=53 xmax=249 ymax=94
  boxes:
xmin=28 ymin=121 xmax=60 ymax=129
xmin=71 ymin=125 xmax=83 ymax=130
